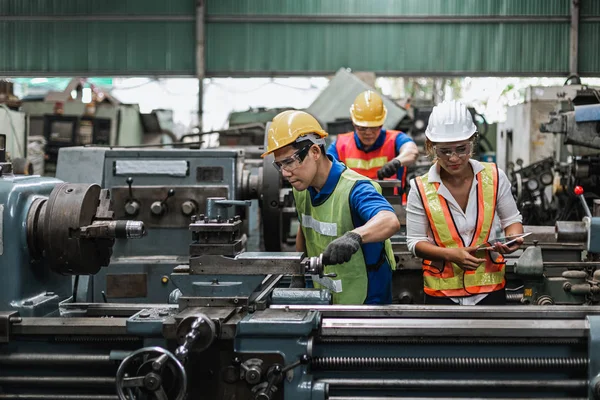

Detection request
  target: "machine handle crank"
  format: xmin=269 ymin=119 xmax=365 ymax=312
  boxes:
xmin=303 ymin=254 xmax=337 ymax=278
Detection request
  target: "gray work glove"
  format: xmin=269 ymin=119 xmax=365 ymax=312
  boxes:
xmin=377 ymin=159 xmax=401 ymax=180
xmin=322 ymin=232 xmax=363 ymax=265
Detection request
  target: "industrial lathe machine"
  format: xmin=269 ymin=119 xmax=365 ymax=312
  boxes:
xmin=5 ymin=133 xmax=600 ymax=400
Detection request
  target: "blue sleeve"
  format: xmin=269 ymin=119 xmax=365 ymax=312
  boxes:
xmin=349 ymin=180 xmax=396 ymax=278
xmin=327 ymin=140 xmax=340 ymax=160
xmin=395 ymin=133 xmax=414 ymax=155
xmin=349 ymin=180 xmax=395 ymax=225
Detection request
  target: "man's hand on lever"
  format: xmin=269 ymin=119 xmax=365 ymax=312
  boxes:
xmin=322 ymin=232 xmax=363 ymax=265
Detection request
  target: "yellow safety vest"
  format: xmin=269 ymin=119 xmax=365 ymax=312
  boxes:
xmin=415 ymin=162 xmax=505 ymax=297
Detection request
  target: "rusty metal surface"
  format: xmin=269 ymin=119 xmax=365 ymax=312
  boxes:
xmin=106 ymin=273 xmax=148 ymax=298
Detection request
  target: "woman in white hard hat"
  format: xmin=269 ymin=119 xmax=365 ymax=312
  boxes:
xmin=406 ymin=100 xmax=524 ymax=305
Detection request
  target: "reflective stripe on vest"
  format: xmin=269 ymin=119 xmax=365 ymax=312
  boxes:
xmin=293 ymin=168 xmax=396 ymax=305
xmin=335 ymin=130 xmax=400 ymax=180
xmin=415 ymin=162 xmax=505 ymax=297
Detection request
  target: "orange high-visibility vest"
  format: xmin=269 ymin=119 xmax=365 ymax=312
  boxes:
xmin=335 ymin=130 xmax=407 ymax=186
xmin=415 ymin=162 xmax=506 ymax=297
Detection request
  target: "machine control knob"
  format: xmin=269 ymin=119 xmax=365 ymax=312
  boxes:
xmin=151 ymin=189 xmax=175 ymax=216
xmin=181 ymin=200 xmax=197 ymax=216
xmin=124 ymin=200 xmax=140 ymax=216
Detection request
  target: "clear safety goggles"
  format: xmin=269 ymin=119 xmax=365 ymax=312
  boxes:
xmin=272 ymin=144 xmax=312 ymax=173
xmin=434 ymin=142 xmax=472 ymax=159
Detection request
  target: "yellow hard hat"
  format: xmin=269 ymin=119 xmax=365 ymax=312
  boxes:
xmin=350 ymin=90 xmax=387 ymax=127
xmin=261 ymin=110 xmax=328 ymax=157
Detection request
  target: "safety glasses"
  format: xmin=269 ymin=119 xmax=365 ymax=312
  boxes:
xmin=272 ymin=144 xmax=312 ymax=172
xmin=434 ymin=142 xmax=472 ymax=159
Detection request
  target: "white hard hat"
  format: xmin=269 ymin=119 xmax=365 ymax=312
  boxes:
xmin=425 ymin=100 xmax=477 ymax=143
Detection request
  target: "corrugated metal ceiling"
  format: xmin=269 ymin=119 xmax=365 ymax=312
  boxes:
xmin=0 ymin=0 xmax=597 ymax=77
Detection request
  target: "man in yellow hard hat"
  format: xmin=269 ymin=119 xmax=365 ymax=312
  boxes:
xmin=328 ymin=90 xmax=419 ymax=197
xmin=262 ymin=110 xmax=400 ymax=305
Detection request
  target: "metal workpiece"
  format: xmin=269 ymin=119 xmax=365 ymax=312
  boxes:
xmin=189 ymin=252 xmax=328 ymax=277
xmin=78 ymin=220 xmax=147 ymax=239
xmin=270 ymin=288 xmax=332 ymax=305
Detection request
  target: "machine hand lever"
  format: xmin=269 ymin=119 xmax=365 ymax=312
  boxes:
xmin=280 ymin=354 xmax=310 ymax=374
xmin=575 ymin=186 xmax=592 ymax=218
xmin=126 ymin=177 xmax=134 ymax=199
xmin=151 ymin=189 xmax=176 ymax=216
xmin=162 ymin=189 xmax=176 ymax=204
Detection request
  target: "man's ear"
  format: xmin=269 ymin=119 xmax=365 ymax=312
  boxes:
xmin=310 ymin=144 xmax=320 ymax=159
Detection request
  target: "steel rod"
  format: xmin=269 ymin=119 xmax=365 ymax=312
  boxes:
xmin=311 ymin=356 xmax=588 ymax=371
xmin=543 ymin=262 xmax=600 ymax=267
xmin=0 ymin=377 xmax=114 ymax=387
xmin=269 ymin=304 xmax=600 ymax=319
xmin=328 ymin=398 xmax=587 ymax=400
xmin=0 ymin=354 xmax=112 ymax=365
xmin=206 ymin=15 xmax=572 ymax=23
xmin=0 ymin=395 xmax=118 ymax=400
xmin=319 ymin=378 xmax=586 ymax=390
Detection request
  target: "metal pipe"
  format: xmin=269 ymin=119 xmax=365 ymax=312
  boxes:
xmin=206 ymin=15 xmax=572 ymax=23
xmin=269 ymin=304 xmax=600 ymax=319
xmin=318 ymin=378 xmax=587 ymax=390
xmin=196 ymin=0 xmax=205 ymax=131
xmin=316 ymin=337 xmax=584 ymax=346
xmin=0 ymin=377 xmax=114 ymax=387
xmin=320 ymin=318 xmax=587 ymax=338
xmin=544 ymin=262 xmax=600 ymax=267
xmin=311 ymin=356 xmax=588 ymax=371
xmin=569 ymin=0 xmax=580 ymax=75
xmin=0 ymin=15 xmax=194 ymax=22
xmin=328 ymin=398 xmax=588 ymax=400
xmin=0 ymin=354 xmax=112 ymax=366
xmin=0 ymin=396 xmax=117 ymax=400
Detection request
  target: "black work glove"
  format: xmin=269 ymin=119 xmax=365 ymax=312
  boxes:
xmin=322 ymin=232 xmax=363 ymax=265
xmin=377 ymin=159 xmax=401 ymax=180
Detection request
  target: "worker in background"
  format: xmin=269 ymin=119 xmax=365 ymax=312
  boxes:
xmin=406 ymin=100 xmax=523 ymax=305
xmin=327 ymin=90 xmax=419 ymax=198
xmin=262 ymin=110 xmax=400 ymax=305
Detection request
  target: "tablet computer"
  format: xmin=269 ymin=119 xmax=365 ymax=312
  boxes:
xmin=478 ymin=232 xmax=532 ymax=250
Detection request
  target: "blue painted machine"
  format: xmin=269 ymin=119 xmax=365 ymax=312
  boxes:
xmin=6 ymin=132 xmax=600 ymax=399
